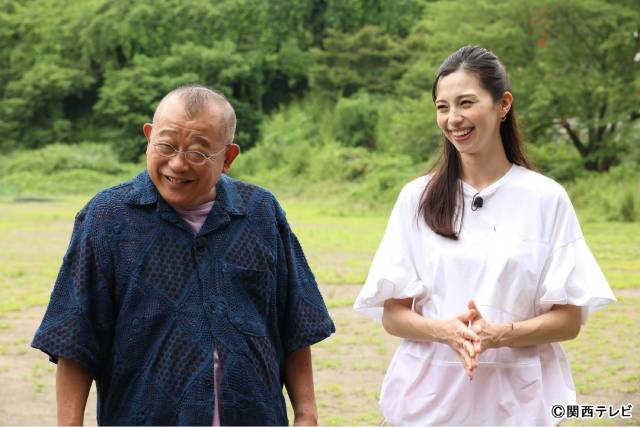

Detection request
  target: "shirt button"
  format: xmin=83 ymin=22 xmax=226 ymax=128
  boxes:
xmin=229 ymin=313 xmax=244 ymax=327
xmin=195 ymin=236 xmax=207 ymax=254
xmin=203 ymin=377 xmax=212 ymax=387
xmin=213 ymin=302 xmax=226 ymax=314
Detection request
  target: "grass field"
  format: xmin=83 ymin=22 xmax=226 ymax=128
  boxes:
xmin=0 ymin=197 xmax=638 ymax=425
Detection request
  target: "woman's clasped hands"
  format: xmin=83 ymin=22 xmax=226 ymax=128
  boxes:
xmin=439 ymin=299 xmax=504 ymax=380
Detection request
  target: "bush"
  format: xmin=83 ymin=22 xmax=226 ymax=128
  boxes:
xmin=0 ymin=143 xmax=141 ymax=198
xmin=565 ymin=163 xmax=640 ymax=222
xmin=376 ymin=94 xmax=440 ymax=162
xmin=334 ymin=92 xmax=380 ymax=148
xmin=1 ymin=143 xmax=131 ymax=175
xmin=527 ymin=141 xmax=586 ymax=182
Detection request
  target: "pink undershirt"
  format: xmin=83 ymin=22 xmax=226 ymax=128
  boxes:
xmin=172 ymin=200 xmax=221 ymax=426
xmin=173 ymin=201 xmax=215 ymax=235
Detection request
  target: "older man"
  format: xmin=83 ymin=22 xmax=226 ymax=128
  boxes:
xmin=32 ymin=85 xmax=335 ymax=426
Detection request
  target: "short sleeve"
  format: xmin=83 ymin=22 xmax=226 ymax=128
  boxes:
xmin=536 ymin=190 xmax=616 ymax=324
xmin=353 ymin=184 xmax=428 ymax=323
xmin=276 ymin=206 xmax=335 ymax=356
xmin=31 ymin=203 xmax=116 ymax=377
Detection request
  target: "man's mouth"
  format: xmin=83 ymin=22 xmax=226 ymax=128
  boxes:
xmin=163 ymin=175 xmax=193 ymax=184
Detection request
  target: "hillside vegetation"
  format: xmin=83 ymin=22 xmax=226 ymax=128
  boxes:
xmin=0 ymin=0 xmax=638 ymax=220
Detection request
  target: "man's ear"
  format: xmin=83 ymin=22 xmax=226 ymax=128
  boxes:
xmin=143 ymin=123 xmax=153 ymax=143
xmin=222 ymin=144 xmax=240 ymax=174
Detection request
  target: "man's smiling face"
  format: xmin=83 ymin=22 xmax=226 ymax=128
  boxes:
xmin=144 ymin=95 xmax=235 ymax=210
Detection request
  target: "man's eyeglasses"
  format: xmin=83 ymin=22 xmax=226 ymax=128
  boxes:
xmin=152 ymin=143 xmax=227 ymax=166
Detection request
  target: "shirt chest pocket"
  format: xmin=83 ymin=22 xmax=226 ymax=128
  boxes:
xmin=222 ymin=263 xmax=274 ymax=336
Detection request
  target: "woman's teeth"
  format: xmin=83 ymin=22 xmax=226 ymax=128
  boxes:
xmin=452 ymin=128 xmax=473 ymax=137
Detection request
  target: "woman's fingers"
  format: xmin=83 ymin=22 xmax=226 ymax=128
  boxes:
xmin=456 ymin=331 xmax=479 ymax=379
xmin=458 ymin=344 xmax=474 ymax=378
xmin=463 ymin=339 xmax=476 ymax=359
xmin=464 ymin=326 xmax=480 ymax=343
xmin=473 ymin=339 xmax=482 ymax=354
xmin=447 ymin=315 xmax=483 ymax=379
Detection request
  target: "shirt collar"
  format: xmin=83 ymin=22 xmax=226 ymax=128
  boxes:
xmin=124 ymin=170 xmax=246 ymax=216
xmin=213 ymin=174 xmax=246 ymax=216
xmin=123 ymin=170 xmax=158 ymax=206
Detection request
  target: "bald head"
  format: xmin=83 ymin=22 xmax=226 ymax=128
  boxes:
xmin=153 ymin=85 xmax=237 ymax=145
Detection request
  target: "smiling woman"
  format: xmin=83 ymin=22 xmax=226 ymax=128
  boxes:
xmin=425 ymin=46 xmax=531 ymax=239
xmin=354 ymin=46 xmax=616 ymax=426
xmin=434 ymin=70 xmax=512 ymax=159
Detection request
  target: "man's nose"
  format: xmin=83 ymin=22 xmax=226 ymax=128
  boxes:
xmin=168 ymin=153 xmax=190 ymax=170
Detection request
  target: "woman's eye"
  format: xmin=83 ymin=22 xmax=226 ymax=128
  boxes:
xmin=436 ymin=105 xmax=447 ymax=111
xmin=461 ymin=100 xmax=473 ymax=106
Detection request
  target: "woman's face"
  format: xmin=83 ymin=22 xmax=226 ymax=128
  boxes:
xmin=434 ymin=69 xmax=511 ymax=159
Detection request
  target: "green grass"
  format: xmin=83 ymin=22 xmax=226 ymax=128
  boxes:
xmin=282 ymin=200 xmax=389 ymax=285
xmin=580 ymin=223 xmax=640 ymax=289
xmin=0 ymin=197 xmax=89 ymax=315
xmin=1 ymin=197 xmax=638 ymax=425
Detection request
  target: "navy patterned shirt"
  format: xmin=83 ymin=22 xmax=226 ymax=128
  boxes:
xmin=32 ymin=171 xmax=335 ymax=425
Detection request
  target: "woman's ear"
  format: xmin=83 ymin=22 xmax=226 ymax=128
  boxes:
xmin=500 ymin=91 xmax=514 ymax=117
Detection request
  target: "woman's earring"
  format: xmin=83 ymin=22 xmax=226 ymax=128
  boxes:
xmin=501 ymin=115 xmax=507 ymax=122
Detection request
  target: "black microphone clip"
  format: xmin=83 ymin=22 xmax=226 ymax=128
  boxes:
xmin=471 ymin=193 xmax=484 ymax=211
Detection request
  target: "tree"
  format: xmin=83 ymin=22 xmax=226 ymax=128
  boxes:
xmin=528 ymin=0 xmax=640 ymax=171
xmin=0 ymin=0 xmax=322 ymax=158
xmin=310 ymin=26 xmax=409 ymax=97
xmin=400 ymin=0 xmax=640 ymax=172
xmin=324 ymin=0 xmax=427 ymax=38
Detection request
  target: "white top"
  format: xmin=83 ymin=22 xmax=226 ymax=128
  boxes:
xmin=354 ymin=164 xmax=616 ymax=426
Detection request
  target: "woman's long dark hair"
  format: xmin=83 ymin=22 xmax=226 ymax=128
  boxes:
xmin=418 ymin=46 xmax=534 ymax=239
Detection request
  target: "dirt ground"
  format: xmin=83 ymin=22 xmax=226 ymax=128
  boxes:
xmin=0 ymin=305 xmax=97 ymax=425
xmin=1 ymin=286 xmax=638 ymax=425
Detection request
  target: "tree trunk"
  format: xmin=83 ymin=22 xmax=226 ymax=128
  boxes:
xmin=559 ymin=118 xmax=617 ymax=172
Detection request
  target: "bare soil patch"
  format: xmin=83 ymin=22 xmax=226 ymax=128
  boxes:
xmin=0 ymin=306 xmax=97 ymax=425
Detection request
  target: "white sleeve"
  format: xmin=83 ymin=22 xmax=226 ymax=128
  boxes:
xmin=353 ymin=184 xmax=428 ymax=323
xmin=536 ymin=189 xmax=616 ymax=324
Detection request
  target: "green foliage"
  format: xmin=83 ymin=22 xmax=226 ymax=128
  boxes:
xmin=334 ymin=93 xmax=380 ymax=148
xmin=1 ymin=0 xmax=637 ymax=213
xmin=94 ymin=42 xmax=257 ymax=160
xmin=232 ymin=100 xmax=423 ymax=208
xmin=565 ymin=164 xmax=640 ymax=222
xmin=0 ymin=0 xmax=96 ymax=149
xmin=310 ymin=26 xmax=409 ymax=97
xmin=0 ymin=0 xmax=325 ymax=157
xmin=526 ymin=0 xmax=639 ymax=171
xmin=618 ymin=192 xmax=636 ymax=223
xmin=324 ymin=0 xmax=426 ymax=37
xmin=0 ymin=144 xmax=140 ymax=198
xmin=402 ymin=0 xmax=640 ymax=171
xmin=376 ymin=94 xmax=440 ymax=161
xmin=527 ymin=140 xmax=586 ymax=182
